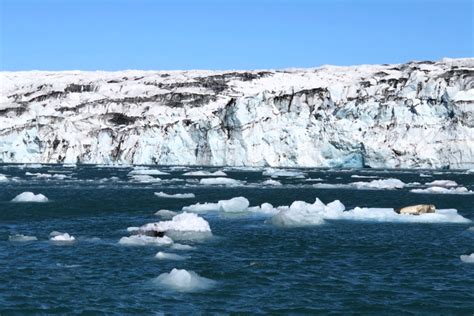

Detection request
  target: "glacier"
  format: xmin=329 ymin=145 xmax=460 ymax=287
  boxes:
xmin=0 ymin=58 xmax=473 ymax=168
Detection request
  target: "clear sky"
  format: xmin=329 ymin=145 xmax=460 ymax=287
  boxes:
xmin=0 ymin=0 xmax=472 ymax=70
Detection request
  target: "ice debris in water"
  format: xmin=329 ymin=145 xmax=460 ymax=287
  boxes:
xmin=262 ymin=168 xmax=305 ymax=178
xmin=182 ymin=197 xmax=250 ymax=213
xmin=183 ymin=170 xmax=227 ymax=177
xmin=261 ymin=179 xmax=282 ymax=186
xmin=154 ymin=192 xmax=195 ymax=199
xmin=129 ymin=175 xmax=161 ymax=183
xmin=270 ymin=198 xmax=471 ymax=227
xmin=171 ymin=243 xmax=195 ymax=251
xmin=155 ymin=209 xmax=178 ymax=219
xmin=460 ymin=254 xmax=474 ymax=263
xmin=118 ymin=235 xmax=173 ymax=246
xmin=128 ymin=169 xmax=169 ymax=176
xmin=9 ymin=234 xmax=38 ymax=242
xmin=0 ymin=174 xmax=8 ymax=182
xmin=410 ymin=186 xmax=473 ymax=194
xmin=154 ymin=268 xmax=216 ymax=292
xmin=199 ymin=177 xmax=243 ymax=186
xmin=12 ymin=192 xmax=49 ymax=202
xmin=50 ymin=232 xmax=76 ymax=242
xmin=425 ymin=180 xmax=458 ymax=187
xmin=140 ymin=212 xmax=211 ymax=233
xmin=351 ymin=178 xmax=406 ymax=189
xmin=155 ymin=251 xmax=186 ymax=260
xmin=248 ymin=202 xmax=279 ymax=215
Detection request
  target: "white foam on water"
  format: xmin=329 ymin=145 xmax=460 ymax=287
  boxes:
xmin=218 ymin=197 xmax=249 ymax=212
xmin=11 ymin=192 xmax=48 ymax=202
xmin=171 ymin=243 xmax=195 ymax=251
xmin=50 ymin=233 xmax=76 ymax=242
xmin=460 ymin=254 xmax=474 ymax=263
xmin=118 ymin=235 xmax=173 ymax=246
xmin=154 ymin=192 xmax=195 ymax=199
xmin=183 ymin=170 xmax=227 ymax=177
xmin=9 ymin=234 xmax=38 ymax=242
xmin=155 ymin=209 xmax=178 ymax=219
xmin=261 ymin=179 xmax=282 ymax=186
xmin=410 ymin=186 xmax=473 ymax=194
xmin=199 ymin=177 xmax=243 ymax=186
xmin=154 ymin=268 xmax=216 ymax=292
xmin=155 ymin=251 xmax=186 ymax=260
xmin=128 ymin=169 xmax=169 ymax=176
xmin=425 ymin=180 xmax=458 ymax=187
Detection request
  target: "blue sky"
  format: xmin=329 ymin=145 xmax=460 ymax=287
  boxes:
xmin=0 ymin=0 xmax=472 ymax=70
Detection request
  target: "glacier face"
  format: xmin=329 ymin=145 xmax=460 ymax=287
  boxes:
xmin=0 ymin=58 xmax=473 ymax=168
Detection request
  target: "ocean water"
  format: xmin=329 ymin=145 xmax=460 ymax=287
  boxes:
xmin=1 ymin=164 xmax=473 ymax=314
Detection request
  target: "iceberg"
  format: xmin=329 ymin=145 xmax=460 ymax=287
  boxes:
xmin=12 ymin=192 xmax=49 ymax=202
xmin=199 ymin=177 xmax=243 ymax=186
xmin=154 ymin=192 xmax=195 ymax=199
xmin=154 ymin=268 xmax=216 ymax=292
xmin=460 ymin=254 xmax=474 ymax=263
xmin=118 ymin=235 xmax=173 ymax=246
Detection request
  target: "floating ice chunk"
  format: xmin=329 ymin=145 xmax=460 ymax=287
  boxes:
xmin=50 ymin=233 xmax=76 ymax=242
xmin=218 ymin=197 xmax=249 ymax=212
xmin=140 ymin=212 xmax=211 ymax=233
xmin=0 ymin=174 xmax=8 ymax=182
xmin=350 ymin=175 xmax=379 ymax=179
xmin=263 ymin=168 xmax=305 ymax=178
xmin=261 ymin=179 xmax=282 ymax=186
xmin=155 ymin=251 xmax=186 ymax=260
xmin=271 ymin=199 xmax=327 ymax=227
xmin=425 ymin=180 xmax=458 ymax=187
xmin=171 ymin=243 xmax=195 ymax=251
xmin=460 ymin=254 xmax=474 ymax=263
xmin=419 ymin=173 xmax=432 ymax=177
xmin=12 ymin=192 xmax=48 ymax=202
xmin=129 ymin=175 xmax=161 ymax=183
xmin=118 ymin=235 xmax=173 ymax=246
xmin=128 ymin=169 xmax=169 ymax=176
xmin=183 ymin=170 xmax=227 ymax=177
xmin=155 ymin=209 xmax=178 ymax=219
xmin=248 ymin=202 xmax=278 ymax=215
xmin=49 ymin=231 xmax=63 ymax=237
xmin=313 ymin=183 xmax=349 ymax=189
xmin=127 ymin=226 xmax=140 ymax=232
xmin=154 ymin=268 xmax=216 ymax=292
xmin=410 ymin=186 xmax=473 ymax=194
xmin=154 ymin=192 xmax=195 ymax=199
xmin=182 ymin=202 xmax=220 ymax=213
xmin=351 ymin=178 xmax=406 ymax=189
xmin=199 ymin=177 xmax=243 ymax=186
xmin=305 ymin=178 xmax=323 ymax=182
xmin=9 ymin=234 xmax=37 ymax=242
xmin=62 ymin=163 xmax=77 ymax=168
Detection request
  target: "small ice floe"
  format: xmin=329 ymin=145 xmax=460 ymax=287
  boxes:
xmin=350 ymin=175 xmax=379 ymax=179
xmin=305 ymin=178 xmax=323 ymax=182
xmin=127 ymin=227 xmax=140 ymax=232
xmin=248 ymin=202 xmax=278 ymax=215
xmin=128 ymin=169 xmax=169 ymax=176
xmin=271 ymin=199 xmax=343 ymax=227
xmin=154 ymin=192 xmax=195 ymax=199
xmin=261 ymin=179 xmax=282 ymax=186
xmin=154 ymin=268 xmax=216 ymax=292
xmin=155 ymin=209 xmax=178 ymax=219
xmin=199 ymin=177 xmax=243 ymax=186
xmin=460 ymin=254 xmax=474 ymax=263
xmin=419 ymin=173 xmax=432 ymax=177
xmin=50 ymin=232 xmax=76 ymax=242
xmin=0 ymin=174 xmax=8 ymax=182
xmin=155 ymin=251 xmax=186 ymax=260
xmin=410 ymin=186 xmax=473 ymax=195
xmin=62 ymin=163 xmax=77 ymax=168
xmin=350 ymin=178 xmax=406 ymax=189
xmin=262 ymin=168 xmax=305 ymax=178
xmin=171 ymin=243 xmax=195 ymax=251
xmin=11 ymin=192 xmax=48 ymax=202
xmin=129 ymin=175 xmax=161 ymax=183
xmin=425 ymin=180 xmax=458 ymax=187
xmin=182 ymin=197 xmax=250 ymax=213
xmin=8 ymin=234 xmax=38 ymax=242
xmin=183 ymin=170 xmax=227 ymax=177
xmin=118 ymin=235 xmax=173 ymax=246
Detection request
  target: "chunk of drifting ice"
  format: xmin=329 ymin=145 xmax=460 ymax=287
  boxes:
xmin=154 ymin=268 xmax=216 ymax=292
xmin=118 ymin=235 xmax=173 ymax=246
xmin=410 ymin=186 xmax=472 ymax=194
xmin=424 ymin=180 xmax=458 ymax=187
xmin=11 ymin=192 xmax=48 ymax=202
xmin=50 ymin=233 xmax=76 ymax=242
xmin=199 ymin=177 xmax=243 ymax=186
xmin=351 ymin=178 xmax=405 ymax=189
xmin=9 ymin=234 xmax=38 ymax=242
xmin=218 ymin=197 xmax=249 ymax=212
xmin=128 ymin=169 xmax=169 ymax=176
xmin=182 ymin=202 xmax=220 ymax=213
xmin=155 ymin=209 xmax=178 ymax=219
xmin=129 ymin=175 xmax=161 ymax=183
xmin=171 ymin=243 xmax=195 ymax=251
xmin=155 ymin=251 xmax=186 ymax=260
xmin=271 ymin=198 xmax=332 ymax=227
xmin=127 ymin=226 xmax=140 ymax=232
xmin=154 ymin=192 xmax=195 ymax=199
xmin=248 ymin=203 xmax=278 ymax=215
xmin=183 ymin=170 xmax=227 ymax=177
xmin=460 ymin=254 xmax=474 ymax=263
xmin=262 ymin=168 xmax=305 ymax=178
xmin=0 ymin=174 xmax=8 ymax=182
xmin=262 ymin=179 xmax=282 ymax=186
xmin=140 ymin=212 xmax=211 ymax=233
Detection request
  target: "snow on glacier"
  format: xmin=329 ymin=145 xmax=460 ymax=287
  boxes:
xmin=1 ymin=59 xmax=473 ymax=168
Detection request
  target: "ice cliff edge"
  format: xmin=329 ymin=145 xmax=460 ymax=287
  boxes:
xmin=1 ymin=58 xmax=473 ymax=168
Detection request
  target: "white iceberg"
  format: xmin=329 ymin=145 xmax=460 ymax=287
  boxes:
xmin=218 ymin=197 xmax=249 ymax=212
xmin=140 ymin=212 xmax=211 ymax=233
xmin=182 ymin=202 xmax=220 ymax=213
xmin=351 ymin=178 xmax=406 ymax=189
xmin=154 ymin=192 xmax=195 ymax=199
xmin=118 ymin=235 xmax=173 ymax=246
xmin=410 ymin=186 xmax=473 ymax=194
xmin=262 ymin=168 xmax=305 ymax=178
xmin=128 ymin=169 xmax=169 ymax=176
xmin=155 ymin=251 xmax=186 ymax=260
xmin=12 ymin=192 xmax=48 ymax=202
xmin=199 ymin=177 xmax=243 ymax=186
xmin=154 ymin=268 xmax=216 ymax=292
xmin=171 ymin=243 xmax=195 ymax=251
xmin=0 ymin=174 xmax=8 ymax=182
xmin=183 ymin=170 xmax=227 ymax=177
xmin=261 ymin=179 xmax=282 ymax=186
xmin=425 ymin=180 xmax=458 ymax=187
xmin=460 ymin=254 xmax=474 ymax=263
xmin=155 ymin=209 xmax=178 ymax=219
xmin=9 ymin=234 xmax=38 ymax=242
xmin=50 ymin=233 xmax=76 ymax=242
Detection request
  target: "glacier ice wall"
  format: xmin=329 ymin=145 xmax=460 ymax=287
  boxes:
xmin=0 ymin=58 xmax=473 ymax=168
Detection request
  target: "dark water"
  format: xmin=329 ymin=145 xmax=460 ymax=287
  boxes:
xmin=1 ymin=164 xmax=473 ymax=314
